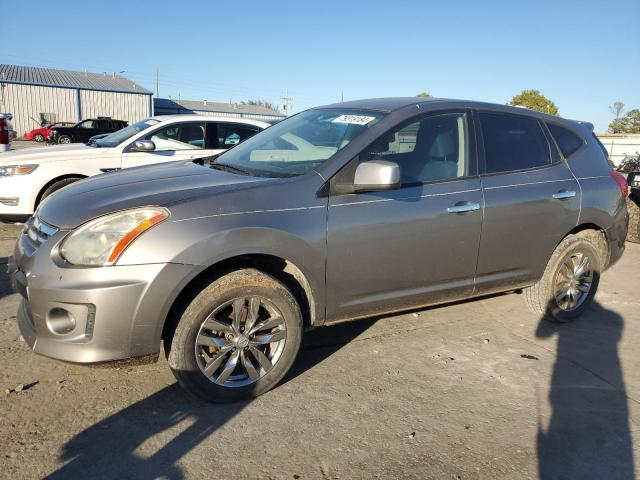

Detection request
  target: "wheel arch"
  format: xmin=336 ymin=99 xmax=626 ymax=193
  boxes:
xmin=35 ymin=174 xmax=87 ymax=208
xmin=161 ymin=253 xmax=317 ymax=347
xmin=558 ymin=222 xmax=609 ymax=266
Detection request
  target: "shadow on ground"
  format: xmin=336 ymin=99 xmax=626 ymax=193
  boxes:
xmin=44 ymin=318 xmax=377 ymax=479
xmin=38 ymin=297 xmax=636 ymax=479
xmin=537 ymin=300 xmax=634 ymax=479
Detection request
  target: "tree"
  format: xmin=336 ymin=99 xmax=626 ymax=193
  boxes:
xmin=609 ymin=101 xmax=625 ymax=120
xmin=508 ymin=90 xmax=559 ymax=116
xmin=416 ymin=92 xmax=432 ymax=98
xmin=609 ymin=109 xmax=640 ymax=134
xmin=241 ymin=99 xmax=281 ymax=113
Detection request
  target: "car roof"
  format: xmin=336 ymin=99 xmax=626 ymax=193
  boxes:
xmin=149 ymin=114 xmax=270 ymax=128
xmin=315 ymin=97 xmax=588 ymax=127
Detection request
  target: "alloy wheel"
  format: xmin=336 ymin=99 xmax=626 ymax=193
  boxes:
xmin=553 ymin=251 xmax=593 ymax=311
xmin=194 ymin=296 xmax=287 ymax=387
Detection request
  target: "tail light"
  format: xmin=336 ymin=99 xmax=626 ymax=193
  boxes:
xmin=610 ymin=171 xmax=630 ymax=198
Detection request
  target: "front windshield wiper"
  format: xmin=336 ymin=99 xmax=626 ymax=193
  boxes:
xmin=209 ymin=162 xmax=251 ymax=176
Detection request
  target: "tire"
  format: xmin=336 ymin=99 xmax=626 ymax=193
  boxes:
xmin=57 ymin=135 xmax=72 ymax=144
xmin=34 ymin=134 xmax=45 ymax=143
xmin=166 ymin=268 xmax=303 ymax=403
xmin=524 ymin=231 xmax=605 ymax=322
xmin=39 ymin=177 xmax=83 ymax=204
xmin=627 ymin=197 xmax=640 ymax=243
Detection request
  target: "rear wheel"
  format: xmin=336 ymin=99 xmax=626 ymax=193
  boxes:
xmin=627 ymin=198 xmax=640 ymax=243
xmin=166 ymin=269 xmax=303 ymax=403
xmin=524 ymin=232 xmax=605 ymax=322
xmin=33 ymin=134 xmax=45 ymax=142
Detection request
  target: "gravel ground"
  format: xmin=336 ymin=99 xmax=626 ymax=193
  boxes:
xmin=1 ymin=221 xmax=639 ymax=479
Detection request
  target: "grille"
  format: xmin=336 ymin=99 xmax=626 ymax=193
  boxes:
xmin=25 ymin=216 xmax=59 ymax=248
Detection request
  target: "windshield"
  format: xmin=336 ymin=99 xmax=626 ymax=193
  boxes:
xmin=94 ymin=119 xmax=160 ymax=148
xmin=213 ymin=109 xmax=384 ymax=177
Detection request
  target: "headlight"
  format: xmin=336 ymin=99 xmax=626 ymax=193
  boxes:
xmin=60 ymin=207 xmax=170 ymax=266
xmin=0 ymin=164 xmax=39 ymax=177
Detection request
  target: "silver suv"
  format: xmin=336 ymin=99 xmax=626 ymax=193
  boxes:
xmin=9 ymin=98 xmax=629 ymax=403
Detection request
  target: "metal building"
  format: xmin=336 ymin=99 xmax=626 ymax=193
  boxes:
xmin=0 ymin=64 xmax=153 ymax=137
xmin=154 ymin=98 xmax=285 ymax=121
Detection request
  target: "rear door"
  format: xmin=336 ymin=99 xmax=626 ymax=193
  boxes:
xmin=475 ymin=111 xmax=581 ymax=293
xmin=326 ymin=111 xmax=483 ymax=321
xmin=73 ymin=119 xmax=96 ymax=142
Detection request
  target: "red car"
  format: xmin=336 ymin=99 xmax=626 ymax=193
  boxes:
xmin=24 ymin=122 xmax=75 ymax=142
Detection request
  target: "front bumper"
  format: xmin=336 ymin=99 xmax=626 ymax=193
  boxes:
xmin=0 ymin=175 xmax=39 ymax=218
xmin=10 ymin=224 xmax=200 ymax=364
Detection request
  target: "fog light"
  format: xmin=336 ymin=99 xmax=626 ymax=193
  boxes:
xmin=46 ymin=308 xmax=76 ymax=335
xmin=0 ymin=197 xmax=19 ymax=206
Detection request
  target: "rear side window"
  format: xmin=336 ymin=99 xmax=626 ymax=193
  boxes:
xmin=547 ymin=123 xmax=584 ymax=158
xmin=480 ymin=113 xmax=551 ymax=174
xmin=218 ymin=124 xmax=260 ymax=148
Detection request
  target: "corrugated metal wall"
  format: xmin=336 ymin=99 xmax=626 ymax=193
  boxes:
xmin=0 ymin=83 xmax=151 ymax=136
xmin=79 ymin=90 xmax=149 ymax=125
xmin=0 ymin=83 xmax=76 ymax=136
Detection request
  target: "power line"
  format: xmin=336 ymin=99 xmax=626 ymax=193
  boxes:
xmin=281 ymin=88 xmax=293 ymax=116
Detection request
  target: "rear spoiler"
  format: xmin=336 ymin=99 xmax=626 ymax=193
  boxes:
xmin=577 ymin=121 xmax=595 ymax=131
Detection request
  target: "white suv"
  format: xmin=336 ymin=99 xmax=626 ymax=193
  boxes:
xmin=0 ymin=115 xmax=269 ymax=221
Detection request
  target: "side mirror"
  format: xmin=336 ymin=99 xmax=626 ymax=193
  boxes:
xmin=130 ymin=140 xmax=156 ymax=152
xmin=353 ymin=160 xmax=400 ymax=192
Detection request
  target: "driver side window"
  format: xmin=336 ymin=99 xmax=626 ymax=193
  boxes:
xmin=146 ymin=123 xmax=205 ymax=151
xmin=360 ymin=112 xmax=469 ymax=185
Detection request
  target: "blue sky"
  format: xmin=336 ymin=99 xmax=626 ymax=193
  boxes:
xmin=3 ymin=0 xmax=639 ymax=131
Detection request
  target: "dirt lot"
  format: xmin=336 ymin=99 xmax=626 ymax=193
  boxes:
xmin=1 ymin=221 xmax=639 ymax=479
xmin=8 ymin=140 xmax=48 ymax=151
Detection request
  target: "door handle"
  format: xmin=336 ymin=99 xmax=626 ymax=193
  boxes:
xmin=447 ymin=202 xmax=480 ymax=214
xmin=552 ymin=190 xmax=577 ymax=200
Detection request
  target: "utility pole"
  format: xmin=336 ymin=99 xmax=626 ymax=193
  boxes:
xmin=155 ymin=68 xmax=159 ymax=98
xmin=281 ymin=88 xmax=293 ymax=116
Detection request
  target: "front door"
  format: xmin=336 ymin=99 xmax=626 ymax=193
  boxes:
xmin=121 ymin=121 xmax=218 ymax=169
xmin=326 ymin=111 xmax=483 ymax=321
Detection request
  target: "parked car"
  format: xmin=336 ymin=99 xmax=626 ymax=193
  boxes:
xmin=87 ymin=133 xmax=110 ymax=144
xmin=48 ymin=118 xmax=128 ymax=144
xmin=616 ymin=153 xmax=640 ymax=242
xmin=24 ymin=122 xmax=75 ymax=142
xmin=8 ymin=98 xmax=628 ymax=403
xmin=0 ymin=115 xmax=268 ymax=222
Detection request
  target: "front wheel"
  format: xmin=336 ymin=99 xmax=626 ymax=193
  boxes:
xmin=34 ymin=134 xmax=45 ymax=142
xmin=166 ymin=269 xmax=303 ymax=403
xmin=524 ymin=232 xmax=604 ymax=322
xmin=39 ymin=177 xmax=83 ymax=204
xmin=57 ymin=135 xmax=72 ymax=144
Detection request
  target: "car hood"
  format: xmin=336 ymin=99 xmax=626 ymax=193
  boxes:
xmin=0 ymin=143 xmax=100 ymax=163
xmin=37 ymin=161 xmax=273 ymax=229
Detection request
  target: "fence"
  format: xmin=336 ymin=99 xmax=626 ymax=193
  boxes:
xmin=596 ymin=134 xmax=640 ymax=167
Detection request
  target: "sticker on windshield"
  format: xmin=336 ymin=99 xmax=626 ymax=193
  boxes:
xmin=332 ymin=115 xmax=376 ymax=125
